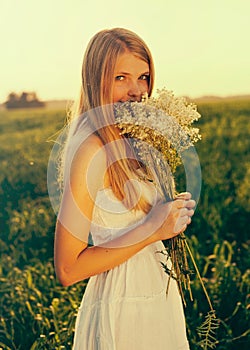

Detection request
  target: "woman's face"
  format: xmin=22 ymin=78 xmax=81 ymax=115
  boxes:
xmin=112 ymin=51 xmax=150 ymax=103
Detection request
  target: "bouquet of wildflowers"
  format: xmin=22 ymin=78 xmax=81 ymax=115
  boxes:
xmin=114 ymin=88 xmax=219 ymax=349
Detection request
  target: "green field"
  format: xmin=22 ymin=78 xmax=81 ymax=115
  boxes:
xmin=0 ymin=100 xmax=249 ymax=349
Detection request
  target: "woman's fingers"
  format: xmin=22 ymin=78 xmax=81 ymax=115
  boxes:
xmin=148 ymin=194 xmax=196 ymax=240
xmin=186 ymin=199 xmax=196 ymax=209
xmin=179 ymin=207 xmax=194 ymax=217
xmin=175 ymin=193 xmax=196 ymax=209
xmin=173 ymin=199 xmax=196 ymax=211
xmin=174 ymin=214 xmax=192 ymax=234
xmin=173 ymin=196 xmax=195 ymax=233
xmin=176 ymin=192 xmax=192 ymax=200
xmin=174 ymin=221 xmax=187 ymax=234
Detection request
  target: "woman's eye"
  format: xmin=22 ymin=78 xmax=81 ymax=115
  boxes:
xmin=115 ymin=75 xmax=125 ymax=81
xmin=139 ymin=74 xmax=150 ymax=81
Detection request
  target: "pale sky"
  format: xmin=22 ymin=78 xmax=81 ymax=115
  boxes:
xmin=0 ymin=0 xmax=249 ymax=102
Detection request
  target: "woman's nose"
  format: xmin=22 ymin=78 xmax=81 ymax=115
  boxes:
xmin=127 ymin=81 xmax=141 ymax=101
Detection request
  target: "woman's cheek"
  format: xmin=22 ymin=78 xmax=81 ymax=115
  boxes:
xmin=113 ymin=86 xmax=126 ymax=103
xmin=139 ymin=80 xmax=149 ymax=92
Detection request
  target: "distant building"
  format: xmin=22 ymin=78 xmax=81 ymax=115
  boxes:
xmin=5 ymin=92 xmax=45 ymax=109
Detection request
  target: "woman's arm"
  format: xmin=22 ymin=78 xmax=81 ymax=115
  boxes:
xmin=54 ymin=135 xmax=195 ymax=286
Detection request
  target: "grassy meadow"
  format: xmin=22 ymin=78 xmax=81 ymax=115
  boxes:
xmin=0 ymin=99 xmax=249 ymax=349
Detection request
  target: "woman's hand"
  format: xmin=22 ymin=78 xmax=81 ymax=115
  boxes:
xmin=145 ymin=192 xmax=196 ymax=241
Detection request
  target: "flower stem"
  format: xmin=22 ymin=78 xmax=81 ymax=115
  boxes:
xmin=184 ymin=239 xmax=214 ymax=312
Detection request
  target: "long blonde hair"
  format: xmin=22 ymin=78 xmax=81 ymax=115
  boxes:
xmin=64 ymin=28 xmax=155 ymax=212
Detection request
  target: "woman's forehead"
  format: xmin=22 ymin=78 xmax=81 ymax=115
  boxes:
xmin=114 ymin=52 xmax=149 ymax=73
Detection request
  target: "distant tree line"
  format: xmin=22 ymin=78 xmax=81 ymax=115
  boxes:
xmin=5 ymin=92 xmax=45 ymax=109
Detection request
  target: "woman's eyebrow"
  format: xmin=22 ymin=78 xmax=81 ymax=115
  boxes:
xmin=115 ymin=71 xmax=150 ymax=76
xmin=115 ymin=72 xmax=130 ymax=75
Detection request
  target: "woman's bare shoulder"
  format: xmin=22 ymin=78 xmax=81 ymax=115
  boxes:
xmin=74 ymin=133 xmax=105 ymax=162
xmin=70 ymin=133 xmax=107 ymax=187
xmin=81 ymin=132 xmax=103 ymax=148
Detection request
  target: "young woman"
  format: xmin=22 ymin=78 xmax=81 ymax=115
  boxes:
xmin=54 ymin=28 xmax=195 ymax=349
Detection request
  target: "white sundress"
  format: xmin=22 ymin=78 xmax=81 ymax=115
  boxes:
xmin=72 ymin=181 xmax=190 ymax=350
